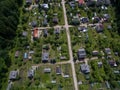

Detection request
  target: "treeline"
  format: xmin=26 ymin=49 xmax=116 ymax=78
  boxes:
xmin=0 ymin=0 xmax=22 ymax=89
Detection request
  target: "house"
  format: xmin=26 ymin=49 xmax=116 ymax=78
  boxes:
xmin=72 ymin=18 xmax=80 ymax=25
xmin=103 ymin=14 xmax=110 ymax=21
xmin=92 ymin=50 xmax=99 ymax=56
xmin=42 ymin=52 xmax=49 ymax=62
xmin=78 ymin=0 xmax=84 ymax=5
xmin=114 ymin=70 xmax=120 ymax=74
xmin=96 ymin=0 xmax=104 ymax=6
xmin=35 ymin=0 xmax=39 ymax=4
xmin=23 ymin=52 xmax=28 ymax=59
xmin=86 ymin=0 xmax=96 ymax=6
xmin=22 ymin=31 xmax=28 ymax=37
xmin=80 ymin=64 xmax=90 ymax=74
xmin=78 ymin=48 xmax=86 ymax=59
xmin=95 ymin=24 xmax=104 ymax=33
xmin=105 ymin=48 xmax=111 ymax=55
xmin=54 ymin=28 xmax=60 ymax=34
xmin=98 ymin=61 xmax=102 ymax=67
xmin=43 ymin=29 xmax=48 ymax=37
xmin=28 ymin=69 xmax=34 ymax=79
xmin=26 ymin=0 xmax=32 ymax=5
xmin=9 ymin=71 xmax=18 ymax=80
xmin=53 ymin=17 xmax=59 ymax=24
xmin=15 ymin=51 xmax=19 ymax=58
xmin=92 ymin=17 xmax=100 ymax=23
xmin=41 ymin=4 xmax=49 ymax=9
xmin=78 ymin=26 xmax=87 ymax=32
xmin=80 ymin=17 xmax=89 ymax=23
xmin=107 ymin=25 xmax=112 ymax=30
xmin=69 ymin=1 xmax=75 ymax=7
xmin=104 ymin=0 xmax=111 ymax=5
xmin=108 ymin=60 xmax=117 ymax=67
xmin=56 ymin=66 xmax=61 ymax=75
xmin=33 ymin=28 xmax=39 ymax=39
xmin=44 ymin=68 xmax=51 ymax=73
xmin=43 ymin=18 xmax=48 ymax=26
xmin=31 ymin=21 xmax=37 ymax=27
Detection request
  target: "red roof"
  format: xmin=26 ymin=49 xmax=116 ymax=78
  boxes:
xmin=33 ymin=28 xmax=38 ymax=38
xmin=79 ymin=0 xmax=84 ymax=4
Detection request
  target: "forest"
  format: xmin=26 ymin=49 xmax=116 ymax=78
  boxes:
xmin=0 ymin=0 xmax=22 ymax=89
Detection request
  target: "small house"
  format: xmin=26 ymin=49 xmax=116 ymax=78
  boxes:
xmin=80 ymin=17 xmax=89 ymax=23
xmin=43 ymin=29 xmax=48 ymax=37
xmin=28 ymin=69 xmax=34 ymax=79
xmin=35 ymin=0 xmax=39 ymax=4
xmin=103 ymin=14 xmax=110 ymax=21
xmin=23 ymin=52 xmax=28 ymax=59
xmin=95 ymin=24 xmax=104 ymax=33
xmin=92 ymin=17 xmax=100 ymax=23
xmin=98 ymin=61 xmax=102 ymax=67
xmin=78 ymin=26 xmax=87 ymax=32
xmin=92 ymin=50 xmax=99 ymax=56
xmin=80 ymin=64 xmax=90 ymax=74
xmin=15 ymin=51 xmax=19 ymax=58
xmin=31 ymin=21 xmax=37 ymax=27
xmin=26 ymin=0 xmax=32 ymax=5
xmin=105 ymin=48 xmax=111 ymax=55
xmin=104 ymin=0 xmax=111 ymax=5
xmin=109 ymin=60 xmax=117 ymax=67
xmin=78 ymin=48 xmax=86 ymax=60
xmin=44 ymin=68 xmax=51 ymax=73
xmin=53 ymin=17 xmax=59 ymax=24
xmin=33 ymin=28 xmax=39 ymax=39
xmin=41 ymin=4 xmax=49 ymax=9
xmin=9 ymin=71 xmax=18 ymax=80
xmin=72 ymin=18 xmax=80 ymax=25
xmin=69 ymin=1 xmax=75 ymax=7
xmin=54 ymin=28 xmax=60 ymax=34
xmin=42 ymin=52 xmax=49 ymax=63
xmin=56 ymin=66 xmax=61 ymax=75
xmin=22 ymin=31 xmax=28 ymax=37
xmin=43 ymin=18 xmax=48 ymax=26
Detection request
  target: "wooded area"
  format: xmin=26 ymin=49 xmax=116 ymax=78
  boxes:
xmin=0 ymin=0 xmax=22 ymax=89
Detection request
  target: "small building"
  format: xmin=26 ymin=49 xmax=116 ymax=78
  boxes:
xmin=109 ymin=60 xmax=117 ymax=67
xmin=44 ymin=68 xmax=51 ymax=73
xmin=103 ymin=14 xmax=110 ymax=21
xmin=43 ymin=29 xmax=48 ymax=37
xmin=28 ymin=69 xmax=34 ymax=79
xmin=42 ymin=52 xmax=49 ymax=63
xmin=9 ymin=71 xmax=18 ymax=80
xmin=41 ymin=4 xmax=49 ymax=9
xmin=35 ymin=0 xmax=39 ymax=4
xmin=92 ymin=50 xmax=99 ymax=56
xmin=31 ymin=21 xmax=37 ymax=27
xmin=78 ymin=26 xmax=87 ymax=32
xmin=23 ymin=52 xmax=28 ymax=59
xmin=98 ymin=61 xmax=102 ymax=67
xmin=104 ymin=0 xmax=111 ymax=5
xmin=43 ymin=18 xmax=48 ymax=26
xmin=92 ymin=17 xmax=100 ymax=23
xmin=95 ymin=24 xmax=104 ymax=33
xmin=54 ymin=28 xmax=60 ymax=34
xmin=80 ymin=64 xmax=90 ymax=74
xmin=80 ymin=17 xmax=89 ymax=23
xmin=78 ymin=48 xmax=86 ymax=60
xmin=33 ymin=28 xmax=39 ymax=39
xmin=69 ymin=1 xmax=75 ymax=7
xmin=22 ymin=31 xmax=28 ymax=37
xmin=56 ymin=66 xmax=61 ymax=75
xmin=53 ymin=17 xmax=58 ymax=24
xmin=15 ymin=51 xmax=19 ymax=58
xmin=26 ymin=0 xmax=32 ymax=5
xmin=105 ymin=48 xmax=111 ymax=55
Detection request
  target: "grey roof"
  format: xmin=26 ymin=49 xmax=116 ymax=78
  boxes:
xmin=9 ymin=71 xmax=18 ymax=80
xmin=53 ymin=17 xmax=58 ymax=23
xmin=42 ymin=52 xmax=49 ymax=61
xmin=56 ymin=66 xmax=61 ymax=75
xmin=31 ymin=21 xmax=37 ymax=27
xmin=26 ymin=0 xmax=32 ymax=3
xmin=80 ymin=64 xmax=90 ymax=73
xmin=105 ymin=48 xmax=111 ymax=55
xmin=96 ymin=24 xmax=103 ymax=33
xmin=15 ymin=51 xmax=19 ymax=58
xmin=54 ymin=28 xmax=60 ymax=34
xmin=43 ymin=29 xmax=48 ymax=36
xmin=22 ymin=31 xmax=28 ymax=37
xmin=28 ymin=69 xmax=34 ymax=78
xmin=78 ymin=48 xmax=86 ymax=59
xmin=44 ymin=68 xmax=51 ymax=73
xmin=92 ymin=50 xmax=99 ymax=56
